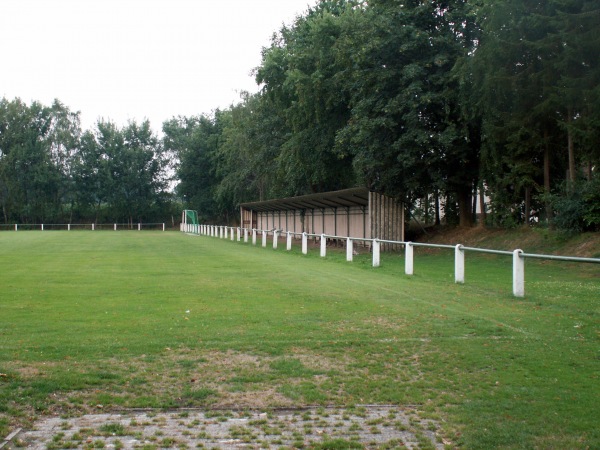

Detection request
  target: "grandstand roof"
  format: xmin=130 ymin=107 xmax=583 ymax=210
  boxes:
xmin=239 ymin=187 xmax=370 ymax=212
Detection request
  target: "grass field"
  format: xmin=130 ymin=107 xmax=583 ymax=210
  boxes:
xmin=0 ymin=231 xmax=598 ymax=449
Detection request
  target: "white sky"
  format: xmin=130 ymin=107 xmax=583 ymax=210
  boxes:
xmin=1 ymin=0 xmax=315 ymax=131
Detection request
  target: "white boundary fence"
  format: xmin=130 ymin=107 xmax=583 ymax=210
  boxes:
xmin=185 ymin=224 xmax=600 ymax=298
xmin=1 ymin=223 xmax=166 ymax=231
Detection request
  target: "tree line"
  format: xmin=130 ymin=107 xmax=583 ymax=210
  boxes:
xmin=2 ymin=0 xmax=599 ymax=231
xmin=0 ymin=98 xmax=173 ymax=224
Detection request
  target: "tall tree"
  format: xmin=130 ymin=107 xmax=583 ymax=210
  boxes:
xmin=256 ymin=0 xmax=358 ymax=195
xmin=335 ymin=0 xmax=479 ymax=226
xmin=0 ymin=98 xmax=69 ymax=223
xmin=164 ymin=114 xmax=223 ymax=222
xmin=470 ymin=0 xmax=600 ymax=226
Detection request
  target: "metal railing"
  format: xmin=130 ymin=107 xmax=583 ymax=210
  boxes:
xmin=186 ymin=224 xmax=600 ymax=298
xmin=1 ymin=223 xmax=166 ymax=231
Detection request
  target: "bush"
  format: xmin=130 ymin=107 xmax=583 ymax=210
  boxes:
xmin=551 ymin=177 xmax=600 ymax=233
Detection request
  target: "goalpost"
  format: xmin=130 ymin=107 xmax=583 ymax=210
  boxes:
xmin=181 ymin=210 xmax=199 ymax=233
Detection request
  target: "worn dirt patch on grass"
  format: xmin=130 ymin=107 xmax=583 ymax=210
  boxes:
xmin=11 ymin=406 xmax=444 ymax=449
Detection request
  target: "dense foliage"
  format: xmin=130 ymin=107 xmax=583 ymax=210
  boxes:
xmin=0 ymin=99 xmax=173 ymax=224
xmin=1 ymin=0 xmax=598 ymax=230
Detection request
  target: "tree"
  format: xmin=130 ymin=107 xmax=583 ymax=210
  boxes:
xmin=214 ymin=93 xmax=286 ymax=208
xmin=164 ymin=114 xmax=223 ymax=222
xmin=470 ymin=0 xmax=600 ymax=226
xmin=0 ymin=98 xmax=71 ymax=223
xmin=73 ymin=119 xmax=169 ymax=223
xmin=334 ymin=0 xmax=479 ymax=226
xmin=256 ymin=0 xmax=358 ymax=195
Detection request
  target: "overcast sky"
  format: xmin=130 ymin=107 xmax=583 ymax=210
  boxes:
xmin=1 ymin=0 xmax=315 ymax=131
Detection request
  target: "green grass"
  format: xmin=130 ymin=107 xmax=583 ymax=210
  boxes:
xmin=0 ymin=231 xmax=598 ymax=449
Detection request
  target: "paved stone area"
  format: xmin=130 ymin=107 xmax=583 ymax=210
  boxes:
xmin=9 ymin=406 xmax=443 ymax=449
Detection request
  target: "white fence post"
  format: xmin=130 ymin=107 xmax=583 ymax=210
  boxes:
xmin=513 ymin=249 xmax=525 ymax=298
xmin=455 ymin=244 xmax=465 ymax=284
xmin=138 ymin=223 xmax=141 ymax=231
xmin=405 ymin=242 xmax=414 ymax=275
xmin=114 ymin=223 xmax=117 ymax=231
xmin=92 ymin=223 xmax=95 ymax=231
xmin=273 ymin=230 xmax=279 ymax=249
xmin=320 ymin=234 xmax=327 ymax=257
xmin=224 ymin=227 xmax=228 ymax=239
xmin=286 ymin=231 xmax=292 ymax=251
xmin=346 ymin=238 xmax=353 ymax=262
xmin=163 ymin=223 xmax=165 ymax=232
xmin=236 ymin=227 xmax=241 ymax=241
xmin=262 ymin=230 xmax=267 ymax=247
xmin=41 ymin=224 xmax=44 ymax=231
xmin=15 ymin=224 xmax=18 ymax=231
xmin=244 ymin=228 xmax=248 ymax=243
xmin=302 ymin=232 xmax=308 ymax=254
xmin=372 ymin=239 xmax=380 ymax=267
xmin=252 ymin=229 xmax=257 ymax=245
xmin=68 ymin=224 xmax=71 ymax=231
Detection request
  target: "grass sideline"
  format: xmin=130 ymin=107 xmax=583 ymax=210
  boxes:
xmin=0 ymin=231 xmax=598 ymax=449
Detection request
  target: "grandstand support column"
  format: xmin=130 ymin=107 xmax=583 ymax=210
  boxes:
xmin=302 ymin=232 xmax=308 ymax=254
xmin=273 ymin=230 xmax=279 ymax=249
xmin=405 ymin=242 xmax=414 ymax=275
xmin=320 ymin=234 xmax=327 ymax=258
xmin=455 ymin=244 xmax=465 ymax=284
xmin=252 ymin=229 xmax=257 ymax=245
xmin=372 ymin=239 xmax=380 ymax=267
xmin=262 ymin=230 xmax=267 ymax=247
xmin=346 ymin=238 xmax=353 ymax=262
xmin=513 ymin=249 xmax=525 ymax=298
xmin=286 ymin=232 xmax=292 ymax=251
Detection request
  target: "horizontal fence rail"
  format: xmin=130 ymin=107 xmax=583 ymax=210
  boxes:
xmin=1 ymin=223 xmax=166 ymax=231
xmin=184 ymin=224 xmax=600 ymax=298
